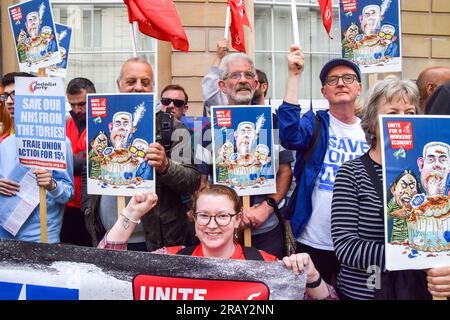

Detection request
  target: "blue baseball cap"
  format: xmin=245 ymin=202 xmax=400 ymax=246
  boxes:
xmin=319 ymin=58 xmax=361 ymax=86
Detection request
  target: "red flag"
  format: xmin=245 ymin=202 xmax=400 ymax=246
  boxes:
xmin=318 ymin=0 xmax=333 ymax=39
xmin=123 ymin=0 xmax=189 ymax=52
xmin=227 ymin=0 xmax=251 ymax=53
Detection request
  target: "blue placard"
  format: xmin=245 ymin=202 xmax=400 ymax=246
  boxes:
xmin=86 ymin=93 xmax=155 ymax=196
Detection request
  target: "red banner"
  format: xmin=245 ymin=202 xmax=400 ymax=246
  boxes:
xmin=123 ymin=0 xmax=189 ymax=52
xmin=318 ymin=0 xmax=333 ymax=38
xmin=387 ymin=121 xmax=414 ymax=151
xmin=228 ymin=0 xmax=251 ymax=53
xmin=133 ymin=275 xmax=269 ymax=300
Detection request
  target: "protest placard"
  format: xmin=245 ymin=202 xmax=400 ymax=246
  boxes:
xmin=339 ymin=0 xmax=402 ymax=73
xmin=381 ymin=115 xmax=450 ymax=270
xmin=14 ymin=77 xmax=67 ymax=171
xmin=211 ymin=105 xmax=276 ymax=197
xmin=46 ymin=23 xmax=72 ymax=78
xmin=8 ymin=0 xmax=62 ymax=73
xmin=86 ymin=93 xmax=155 ymax=196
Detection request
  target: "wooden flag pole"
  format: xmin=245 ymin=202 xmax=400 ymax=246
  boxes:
xmin=38 ymin=67 xmax=48 ymax=243
xmin=242 ymin=196 xmax=252 ymax=247
xmin=117 ymin=196 xmax=126 ymax=219
xmin=224 ymin=5 xmax=231 ymax=40
xmin=39 ymin=187 xmax=47 ymax=243
xmin=290 ymin=0 xmax=300 ymax=45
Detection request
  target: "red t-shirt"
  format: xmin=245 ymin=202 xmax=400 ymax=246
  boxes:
xmin=155 ymin=244 xmax=278 ymax=262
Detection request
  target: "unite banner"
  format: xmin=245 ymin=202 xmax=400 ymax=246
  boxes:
xmin=0 ymin=239 xmax=306 ymax=300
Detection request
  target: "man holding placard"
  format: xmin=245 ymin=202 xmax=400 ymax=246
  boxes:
xmin=215 ymin=53 xmax=293 ymax=259
xmin=81 ymin=57 xmax=200 ymax=251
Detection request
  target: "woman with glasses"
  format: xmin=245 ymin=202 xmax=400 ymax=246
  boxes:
xmin=98 ymin=184 xmax=337 ymax=299
xmin=331 ymin=76 xmax=450 ymax=299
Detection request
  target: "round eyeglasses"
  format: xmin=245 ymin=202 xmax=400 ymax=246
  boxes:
xmin=194 ymin=212 xmax=238 ymax=226
xmin=324 ymin=74 xmax=358 ymax=86
xmin=226 ymin=71 xmax=256 ymax=81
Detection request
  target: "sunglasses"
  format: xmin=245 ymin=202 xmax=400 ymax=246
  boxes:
xmin=161 ymin=97 xmax=185 ymax=108
xmin=129 ymin=146 xmax=145 ymax=158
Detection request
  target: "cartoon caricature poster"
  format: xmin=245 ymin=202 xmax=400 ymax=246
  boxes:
xmin=380 ymin=115 xmax=450 ymax=270
xmin=211 ymin=105 xmax=276 ymax=197
xmin=339 ymin=0 xmax=402 ymax=74
xmin=8 ymin=0 xmax=62 ymax=72
xmin=46 ymin=23 xmax=72 ymax=78
xmin=86 ymin=93 xmax=155 ymax=197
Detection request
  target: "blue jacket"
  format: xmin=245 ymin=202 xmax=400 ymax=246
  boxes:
xmin=278 ymin=101 xmax=330 ymax=238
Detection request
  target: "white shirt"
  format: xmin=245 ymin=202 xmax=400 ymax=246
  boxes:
xmin=299 ymin=113 xmax=369 ymax=250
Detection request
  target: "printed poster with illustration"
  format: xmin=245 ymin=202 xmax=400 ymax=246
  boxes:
xmin=211 ymin=106 xmax=275 ymax=197
xmin=339 ymin=0 xmax=402 ymax=73
xmin=86 ymin=93 xmax=155 ymax=196
xmin=8 ymin=0 xmax=62 ymax=73
xmin=46 ymin=23 xmax=72 ymax=78
xmin=381 ymin=115 xmax=450 ymax=270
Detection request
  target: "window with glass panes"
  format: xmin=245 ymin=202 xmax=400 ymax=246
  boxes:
xmin=254 ymin=0 xmax=367 ymax=109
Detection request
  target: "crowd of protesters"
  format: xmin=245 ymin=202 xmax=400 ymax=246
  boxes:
xmin=0 ymin=39 xmax=449 ymax=300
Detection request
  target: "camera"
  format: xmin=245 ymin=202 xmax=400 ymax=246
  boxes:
xmin=156 ymin=110 xmax=173 ymax=155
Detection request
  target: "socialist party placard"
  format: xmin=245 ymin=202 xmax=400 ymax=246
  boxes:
xmin=14 ymin=77 xmax=67 ymax=171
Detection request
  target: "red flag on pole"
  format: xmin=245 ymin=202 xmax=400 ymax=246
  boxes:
xmin=318 ymin=0 xmax=333 ymax=39
xmin=123 ymin=0 xmax=189 ymax=52
xmin=227 ymin=0 xmax=251 ymax=53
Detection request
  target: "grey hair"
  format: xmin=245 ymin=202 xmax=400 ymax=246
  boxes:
xmin=219 ymin=53 xmax=256 ymax=80
xmin=422 ymin=141 xmax=450 ymax=157
xmin=117 ymin=57 xmax=154 ymax=83
xmin=361 ymin=75 xmax=419 ymax=148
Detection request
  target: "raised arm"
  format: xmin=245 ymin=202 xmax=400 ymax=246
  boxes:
xmin=279 ymin=45 xmax=317 ymax=150
xmin=284 ymin=44 xmax=304 ymax=104
xmin=202 ymin=39 xmax=229 ymax=108
xmin=98 ymin=190 xmax=158 ymax=248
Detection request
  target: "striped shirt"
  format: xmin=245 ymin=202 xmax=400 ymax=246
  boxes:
xmin=331 ymin=156 xmax=385 ymax=300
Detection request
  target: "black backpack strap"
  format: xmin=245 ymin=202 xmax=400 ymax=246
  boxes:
xmin=287 ymin=114 xmax=322 ymax=218
xmin=360 ymin=152 xmax=383 ymax=199
xmin=360 ymin=152 xmax=384 ymax=218
xmin=177 ymin=245 xmax=264 ymax=261
xmin=242 ymin=246 xmax=264 ymax=261
xmin=176 ymin=245 xmax=196 ymax=256
xmin=302 ymin=113 xmax=322 ymax=167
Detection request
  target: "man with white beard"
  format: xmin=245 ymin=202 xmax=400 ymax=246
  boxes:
xmin=217 ymin=53 xmax=294 ymax=259
xmin=108 ymin=111 xmax=133 ymax=149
